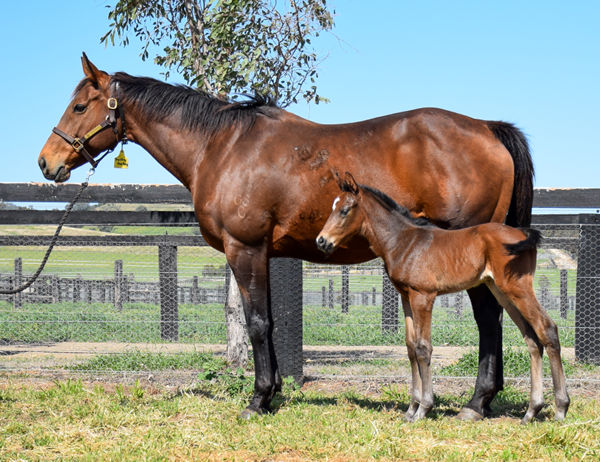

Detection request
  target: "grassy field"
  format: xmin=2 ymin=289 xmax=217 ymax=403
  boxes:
xmin=1 ymin=375 xmax=599 ymax=461
xmin=0 ymin=300 xmax=577 ymax=347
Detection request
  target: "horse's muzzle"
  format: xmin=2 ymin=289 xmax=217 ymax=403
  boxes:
xmin=316 ymin=235 xmax=335 ymax=255
xmin=38 ymin=156 xmax=70 ymax=183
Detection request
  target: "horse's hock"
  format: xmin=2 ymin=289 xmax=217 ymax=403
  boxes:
xmin=1 ymin=184 xmax=599 ymax=383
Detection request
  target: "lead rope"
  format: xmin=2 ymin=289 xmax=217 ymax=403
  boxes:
xmin=0 ymin=167 xmax=96 ymax=294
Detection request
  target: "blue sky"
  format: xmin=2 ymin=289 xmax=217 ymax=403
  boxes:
xmin=0 ymin=1 xmax=598 ymax=189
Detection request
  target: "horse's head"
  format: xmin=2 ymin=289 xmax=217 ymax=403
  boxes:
xmin=316 ymin=172 xmax=364 ymax=256
xmin=38 ymin=53 xmax=123 ymax=182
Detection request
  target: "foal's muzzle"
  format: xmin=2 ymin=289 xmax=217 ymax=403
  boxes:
xmin=316 ymin=235 xmax=335 ymax=255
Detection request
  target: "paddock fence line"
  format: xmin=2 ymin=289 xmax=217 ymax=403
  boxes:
xmin=0 ymin=183 xmax=599 ymax=385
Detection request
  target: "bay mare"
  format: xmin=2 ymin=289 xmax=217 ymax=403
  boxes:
xmin=38 ymin=54 xmax=534 ymax=420
xmin=316 ymin=173 xmax=569 ymax=422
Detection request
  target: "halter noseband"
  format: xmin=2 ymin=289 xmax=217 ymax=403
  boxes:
xmin=52 ymin=80 xmax=127 ymax=168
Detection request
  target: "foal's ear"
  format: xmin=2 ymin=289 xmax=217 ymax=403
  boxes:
xmin=81 ymin=52 xmax=109 ymax=88
xmin=343 ymin=172 xmax=359 ymax=195
xmin=331 ymin=168 xmax=345 ymax=190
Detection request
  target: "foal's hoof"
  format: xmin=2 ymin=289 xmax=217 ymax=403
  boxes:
xmin=456 ymin=407 xmax=484 ymax=422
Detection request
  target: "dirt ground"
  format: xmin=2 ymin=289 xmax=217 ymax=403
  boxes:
xmin=2 ymin=341 xmax=598 ymax=399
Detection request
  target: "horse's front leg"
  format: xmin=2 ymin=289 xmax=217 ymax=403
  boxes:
xmin=400 ymin=294 xmax=421 ymax=421
xmin=406 ymin=290 xmax=436 ymax=422
xmin=225 ymin=239 xmax=281 ymax=418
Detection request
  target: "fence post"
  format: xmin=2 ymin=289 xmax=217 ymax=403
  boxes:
xmin=560 ymin=269 xmax=568 ymax=320
xmin=321 ymin=285 xmax=326 ymax=308
xmin=382 ymin=268 xmax=398 ymax=333
xmin=73 ymin=274 xmax=83 ymax=303
xmin=192 ymin=276 xmax=199 ymax=304
xmin=575 ymin=215 xmax=600 ymax=364
xmin=328 ymin=279 xmax=334 ymax=309
xmin=13 ymin=257 xmax=22 ymax=309
xmin=159 ymin=244 xmax=179 ymax=341
xmin=455 ymin=291 xmax=464 ymax=318
xmin=341 ymin=265 xmax=349 ymax=313
xmin=270 ymin=258 xmax=303 ymax=383
xmin=114 ymin=260 xmax=123 ymax=311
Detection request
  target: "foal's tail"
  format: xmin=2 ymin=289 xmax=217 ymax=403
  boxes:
xmin=504 ymin=228 xmax=543 ymax=255
xmin=487 ymin=121 xmax=534 ymax=227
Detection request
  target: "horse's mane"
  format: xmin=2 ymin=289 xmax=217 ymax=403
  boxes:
xmin=358 ymin=184 xmax=432 ymax=227
xmin=76 ymin=73 xmax=279 ymax=137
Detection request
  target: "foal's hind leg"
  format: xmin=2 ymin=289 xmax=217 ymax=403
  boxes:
xmin=494 ymin=279 xmax=570 ymax=421
xmin=406 ymin=290 xmax=436 ymax=422
xmin=401 ymin=294 xmax=422 ymax=420
xmin=488 ymin=283 xmax=545 ymax=423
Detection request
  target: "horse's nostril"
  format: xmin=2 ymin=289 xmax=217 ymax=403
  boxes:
xmin=39 ymin=156 xmax=46 ymax=170
xmin=317 ymin=236 xmax=324 ymax=246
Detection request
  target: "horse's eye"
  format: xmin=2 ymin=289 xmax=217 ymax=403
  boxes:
xmin=340 ymin=207 xmax=350 ymax=217
xmin=73 ymin=104 xmax=87 ymax=113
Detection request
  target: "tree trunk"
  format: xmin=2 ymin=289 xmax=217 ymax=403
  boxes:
xmin=225 ymin=275 xmax=248 ymax=367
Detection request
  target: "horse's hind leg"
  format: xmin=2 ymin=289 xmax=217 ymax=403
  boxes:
xmin=225 ymin=239 xmax=281 ymax=418
xmin=489 ymin=283 xmax=545 ymax=422
xmin=494 ymin=280 xmax=570 ymax=421
xmin=401 ymin=294 xmax=422 ymax=420
xmin=458 ymin=285 xmax=504 ymax=421
xmin=406 ymin=290 xmax=436 ymax=422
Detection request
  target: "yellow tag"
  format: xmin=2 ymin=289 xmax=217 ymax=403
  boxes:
xmin=114 ymin=149 xmax=129 ymax=169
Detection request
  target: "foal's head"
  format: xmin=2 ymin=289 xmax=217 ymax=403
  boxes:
xmin=316 ymin=172 xmax=364 ymax=256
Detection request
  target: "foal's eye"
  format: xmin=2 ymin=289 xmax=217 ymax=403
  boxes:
xmin=73 ymin=104 xmax=87 ymax=113
xmin=340 ymin=207 xmax=350 ymax=217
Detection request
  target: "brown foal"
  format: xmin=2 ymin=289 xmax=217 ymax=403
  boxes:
xmin=316 ymin=173 xmax=569 ymax=423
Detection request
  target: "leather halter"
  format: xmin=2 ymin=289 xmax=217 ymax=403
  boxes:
xmin=52 ymin=81 xmax=126 ymax=168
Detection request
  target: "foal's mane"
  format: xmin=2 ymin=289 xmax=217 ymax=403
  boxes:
xmin=76 ymin=73 xmax=279 ymax=136
xmin=357 ymin=184 xmax=432 ymax=227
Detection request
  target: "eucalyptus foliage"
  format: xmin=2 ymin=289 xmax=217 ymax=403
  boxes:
xmin=102 ymin=0 xmax=334 ymax=106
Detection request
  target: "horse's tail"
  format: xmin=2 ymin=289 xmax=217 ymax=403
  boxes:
xmin=487 ymin=121 xmax=534 ymax=227
xmin=504 ymin=228 xmax=543 ymax=255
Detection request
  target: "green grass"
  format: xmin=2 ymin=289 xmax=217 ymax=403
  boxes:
xmin=1 ymin=378 xmax=598 ymax=461
xmin=440 ymin=347 xmax=599 ymax=378
xmin=71 ymin=350 xmax=228 ymax=372
xmin=0 ymin=300 xmax=576 ymax=348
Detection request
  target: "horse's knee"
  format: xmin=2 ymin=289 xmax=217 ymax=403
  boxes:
xmin=246 ymin=314 xmax=271 ymax=342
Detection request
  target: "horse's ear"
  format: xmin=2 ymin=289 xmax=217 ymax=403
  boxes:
xmin=81 ymin=53 xmax=109 ymax=88
xmin=343 ymin=172 xmax=359 ymax=195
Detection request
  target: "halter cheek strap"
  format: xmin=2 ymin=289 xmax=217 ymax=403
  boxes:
xmin=51 ymin=81 xmax=126 ymax=168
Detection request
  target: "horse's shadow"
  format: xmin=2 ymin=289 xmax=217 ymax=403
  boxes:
xmin=272 ymin=387 xmax=536 ymax=421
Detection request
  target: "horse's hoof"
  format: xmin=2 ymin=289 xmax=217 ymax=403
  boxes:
xmin=456 ymin=407 xmax=484 ymax=422
xmin=239 ymin=407 xmax=263 ymax=420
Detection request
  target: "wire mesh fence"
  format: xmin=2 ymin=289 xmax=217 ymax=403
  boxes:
xmin=0 ymin=219 xmax=599 ymax=384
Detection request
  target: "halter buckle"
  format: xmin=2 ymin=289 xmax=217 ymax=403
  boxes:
xmin=71 ymin=138 xmax=84 ymax=152
xmin=107 ymin=98 xmax=118 ymax=110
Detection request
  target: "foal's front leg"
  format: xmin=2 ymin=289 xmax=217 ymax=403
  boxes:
xmin=406 ymin=290 xmax=436 ymax=422
xmin=401 ymin=294 xmax=421 ymax=421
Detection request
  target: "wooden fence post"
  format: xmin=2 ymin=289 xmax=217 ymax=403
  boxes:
xmin=191 ymin=276 xmax=199 ymax=304
xmin=13 ymin=257 xmax=22 ymax=309
xmin=114 ymin=260 xmax=123 ymax=311
xmin=575 ymin=215 xmax=600 ymax=364
xmin=328 ymin=279 xmax=334 ymax=309
xmin=341 ymin=265 xmax=349 ymax=313
xmin=159 ymin=245 xmax=179 ymax=341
